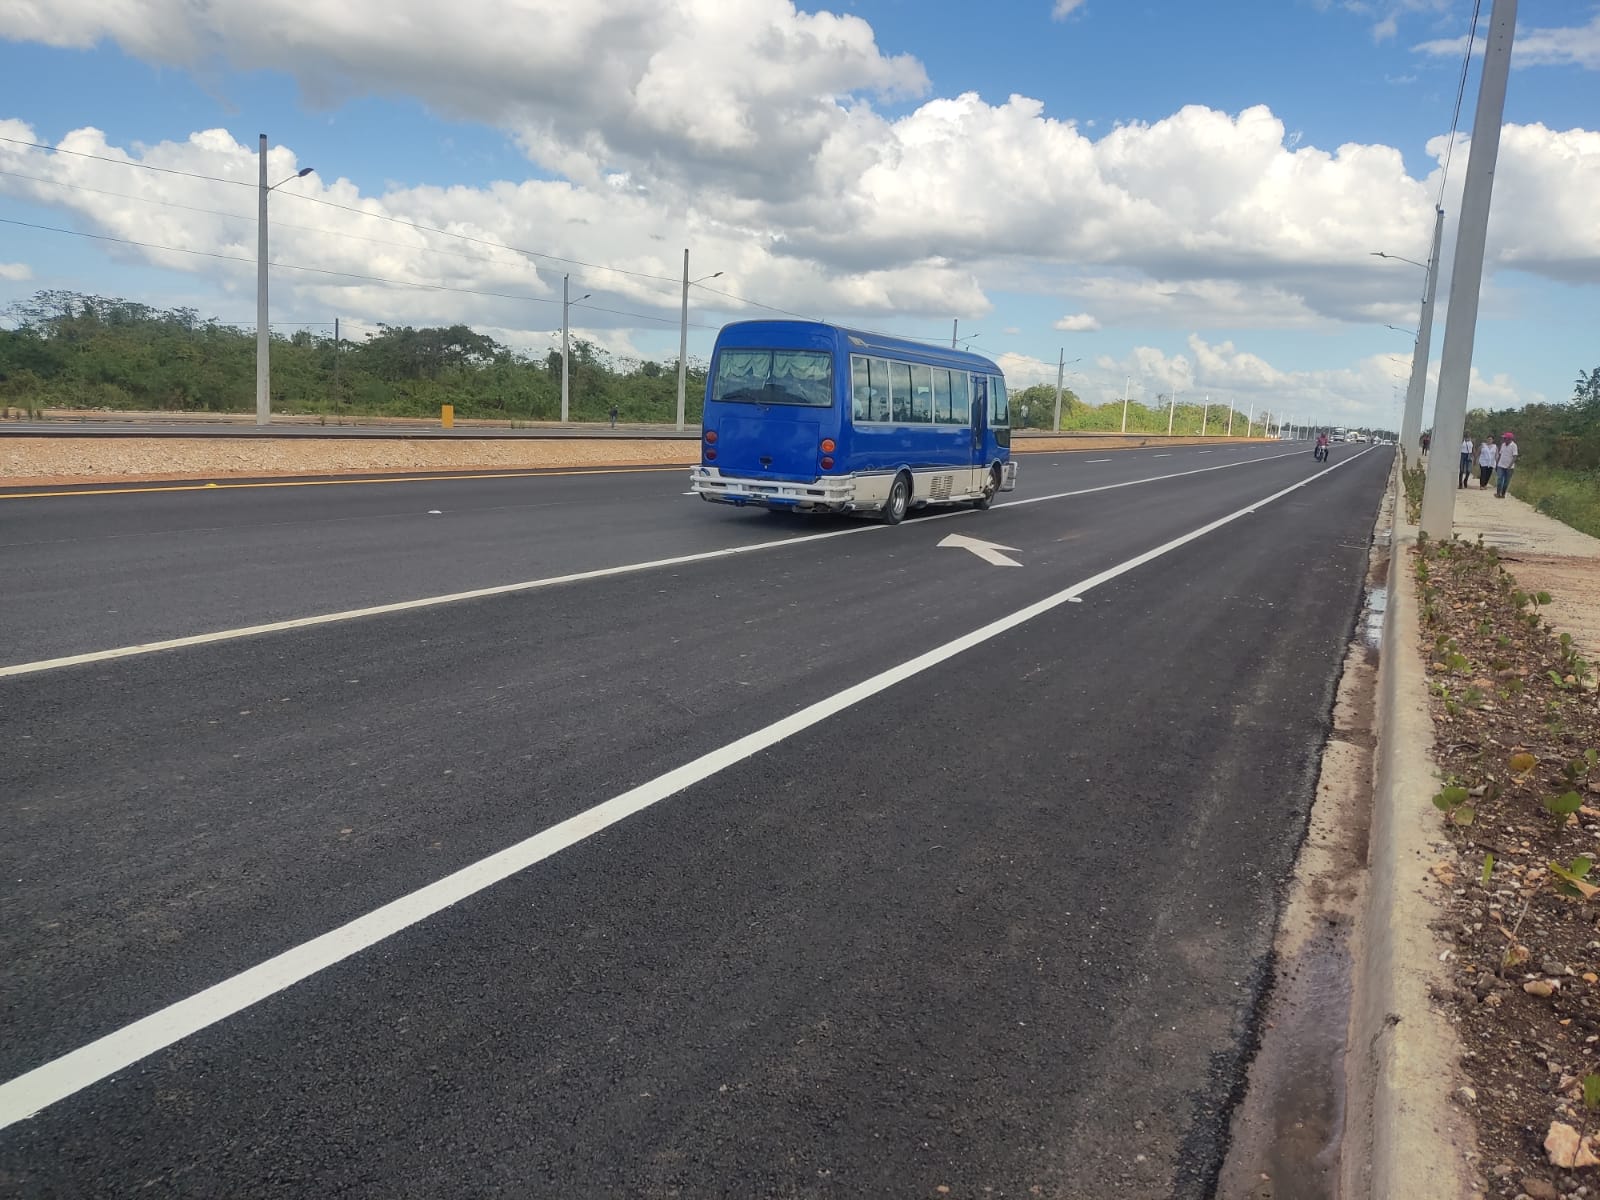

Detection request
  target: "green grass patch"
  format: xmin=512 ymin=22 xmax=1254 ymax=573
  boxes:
xmin=1514 ymin=466 xmax=1600 ymax=539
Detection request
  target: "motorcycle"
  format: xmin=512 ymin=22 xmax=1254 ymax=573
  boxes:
xmin=1313 ymin=442 xmax=1330 ymax=462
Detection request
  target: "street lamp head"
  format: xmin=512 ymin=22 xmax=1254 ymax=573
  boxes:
xmin=295 ymin=167 xmax=314 ymax=178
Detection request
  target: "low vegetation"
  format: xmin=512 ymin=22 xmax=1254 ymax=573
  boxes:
xmin=0 ymin=290 xmax=707 ymax=424
xmin=1414 ymin=533 xmax=1600 ymax=1192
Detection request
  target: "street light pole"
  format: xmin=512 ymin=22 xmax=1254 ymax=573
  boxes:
xmin=562 ymin=274 xmax=591 ymax=424
xmin=1201 ymin=395 xmax=1209 ymax=436
xmin=1226 ymin=397 xmax=1234 ymax=436
xmin=951 ymin=319 xmax=959 ymax=350
xmin=1246 ymin=402 xmax=1255 ymax=438
xmin=674 ymin=253 xmax=723 ymax=433
xmin=1052 ymin=353 xmax=1081 ymax=433
xmin=1167 ymin=388 xmax=1177 ymax=436
xmin=255 ymin=135 xmax=314 ymax=427
xmin=1119 ymin=376 xmax=1131 ymax=434
xmin=1423 ymin=0 xmax=1517 ymax=538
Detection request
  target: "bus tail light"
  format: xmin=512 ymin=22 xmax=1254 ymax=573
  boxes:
xmin=704 ymin=430 xmax=718 ymax=444
xmin=820 ymin=438 xmax=835 ymax=453
xmin=705 ymin=448 xmax=717 ymax=461
xmin=820 ymin=455 xmax=834 ymax=470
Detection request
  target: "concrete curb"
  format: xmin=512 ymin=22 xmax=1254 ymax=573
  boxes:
xmin=1342 ymin=465 xmax=1478 ymax=1198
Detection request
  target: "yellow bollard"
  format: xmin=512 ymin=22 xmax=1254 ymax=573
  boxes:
xmin=441 ymin=404 xmax=454 ymax=429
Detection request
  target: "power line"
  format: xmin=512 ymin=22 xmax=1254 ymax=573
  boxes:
xmin=0 ymin=134 xmax=253 ymax=189
xmin=0 ymin=135 xmax=745 ymax=305
xmin=0 ymin=218 xmax=721 ymax=331
xmin=1437 ymin=0 xmax=1484 ymax=206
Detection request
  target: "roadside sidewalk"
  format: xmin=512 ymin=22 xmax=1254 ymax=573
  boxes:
xmin=1447 ymin=483 xmax=1600 ymax=661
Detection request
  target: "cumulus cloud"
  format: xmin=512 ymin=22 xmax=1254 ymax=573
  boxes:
xmin=1054 ymin=313 xmax=1101 ymax=332
xmin=0 ymin=261 xmax=32 ymax=281
xmin=1052 ymin=0 xmax=1088 ymax=20
xmin=1415 ymin=13 xmax=1600 ymax=69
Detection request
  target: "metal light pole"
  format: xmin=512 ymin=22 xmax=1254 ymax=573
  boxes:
xmin=1422 ymin=0 xmax=1517 ymax=538
xmin=561 ymin=274 xmax=590 ymax=423
xmin=1167 ymin=388 xmax=1177 ymax=436
xmin=1226 ymin=398 xmax=1234 ymax=436
xmin=1201 ymin=395 xmax=1209 ymax=436
xmin=951 ymin=319 xmax=959 ymax=349
xmin=1052 ymin=353 xmax=1082 ymax=432
xmin=675 ymin=251 xmax=723 ymax=432
xmin=1246 ymin=403 xmax=1255 ymax=437
xmin=255 ymin=134 xmax=313 ymax=426
xmin=1120 ymin=376 xmax=1131 ymax=434
xmin=1375 ymin=209 xmax=1445 ymax=465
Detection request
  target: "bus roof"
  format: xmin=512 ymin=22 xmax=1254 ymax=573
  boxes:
xmin=713 ymin=319 xmax=1003 ymax=376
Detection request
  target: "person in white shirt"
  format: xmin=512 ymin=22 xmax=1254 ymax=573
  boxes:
xmin=1495 ymin=432 xmax=1519 ymax=498
xmin=1477 ymin=438 xmax=1497 ymax=488
xmin=1458 ymin=437 xmax=1474 ymax=488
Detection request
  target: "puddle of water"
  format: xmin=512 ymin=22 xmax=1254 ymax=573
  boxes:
xmin=1363 ymin=585 xmax=1387 ymax=652
xmin=1217 ymin=933 xmax=1354 ymax=1200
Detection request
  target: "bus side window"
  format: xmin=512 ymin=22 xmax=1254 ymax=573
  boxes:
xmin=932 ymin=369 xmax=952 ymax=422
xmin=989 ymin=375 xmax=1009 ymax=427
xmin=950 ymin=372 xmax=971 ymax=424
xmin=851 ymin=355 xmax=871 ymax=422
xmin=891 ymin=361 xmax=913 ymax=423
xmin=970 ymin=374 xmax=987 ymax=425
xmin=910 ymin=365 xmax=933 ymax=423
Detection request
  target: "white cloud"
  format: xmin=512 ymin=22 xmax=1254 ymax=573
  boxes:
xmin=1054 ymin=312 xmax=1101 ymax=332
xmin=1052 ymin=0 xmax=1088 ymax=20
xmin=1415 ymin=13 xmax=1600 ymax=69
xmin=0 ymin=262 xmax=32 ymax=281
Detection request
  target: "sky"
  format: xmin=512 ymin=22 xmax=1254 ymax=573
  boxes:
xmin=0 ymin=0 xmax=1597 ymax=430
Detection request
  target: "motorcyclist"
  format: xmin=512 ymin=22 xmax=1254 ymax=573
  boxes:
xmin=1314 ymin=431 xmax=1330 ymax=461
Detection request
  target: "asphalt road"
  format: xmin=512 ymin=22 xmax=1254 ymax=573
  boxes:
xmin=0 ymin=440 xmax=1389 ymax=1197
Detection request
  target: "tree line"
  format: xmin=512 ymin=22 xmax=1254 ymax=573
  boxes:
xmin=0 ymin=291 xmax=706 ymax=423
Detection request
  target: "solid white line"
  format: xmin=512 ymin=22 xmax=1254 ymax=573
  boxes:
xmin=1154 ymin=453 xmax=1172 ymax=457
xmin=1085 ymin=458 xmax=1112 ymax=463
xmin=0 ymin=447 xmax=1377 ymax=1131
xmin=0 ymin=447 xmax=1310 ymax=679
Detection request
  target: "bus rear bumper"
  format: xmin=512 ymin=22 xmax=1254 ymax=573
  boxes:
xmin=689 ymin=466 xmax=855 ymax=511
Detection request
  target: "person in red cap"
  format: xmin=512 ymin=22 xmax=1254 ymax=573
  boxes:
xmin=1494 ymin=431 xmax=1519 ymax=498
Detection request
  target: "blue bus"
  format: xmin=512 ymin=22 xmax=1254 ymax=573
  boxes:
xmin=690 ymin=320 xmax=1017 ymax=523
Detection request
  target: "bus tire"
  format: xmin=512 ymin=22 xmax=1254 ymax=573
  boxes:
xmin=882 ymin=472 xmax=911 ymax=525
xmin=973 ymin=465 xmax=1001 ymax=510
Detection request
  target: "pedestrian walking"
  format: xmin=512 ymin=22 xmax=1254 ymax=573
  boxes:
xmin=1421 ymin=431 xmax=1431 ymax=455
xmin=609 ymin=404 xmax=619 ymax=429
xmin=1458 ymin=437 xmax=1473 ymax=488
xmin=1477 ymin=438 xmax=1496 ymax=488
xmin=1494 ymin=431 xmax=1519 ymax=498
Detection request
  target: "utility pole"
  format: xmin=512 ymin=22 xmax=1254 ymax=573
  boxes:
xmin=256 ymin=134 xmax=269 ymax=426
xmin=1119 ymin=376 xmax=1130 ymax=434
xmin=1422 ymin=0 xmax=1517 ymax=538
xmin=562 ymin=274 xmax=571 ymax=423
xmin=676 ymin=249 xmax=690 ymax=432
xmin=1167 ymin=388 xmax=1177 ymax=436
xmin=1246 ymin=403 xmax=1255 ymax=438
xmin=333 ymin=316 xmax=340 ymax=403
xmin=1226 ymin=398 xmax=1234 ymax=436
xmin=1201 ymin=395 xmax=1209 ymax=436
xmin=1400 ymin=208 xmax=1445 ymax=464
xmin=1053 ymin=348 xmax=1065 ymax=433
xmin=951 ymin=319 xmax=958 ymax=350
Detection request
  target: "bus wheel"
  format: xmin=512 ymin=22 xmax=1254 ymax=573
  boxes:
xmin=973 ymin=465 xmax=1001 ymax=510
xmin=883 ymin=472 xmax=911 ymax=525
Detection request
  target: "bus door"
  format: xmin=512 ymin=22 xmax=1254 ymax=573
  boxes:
xmin=969 ymin=374 xmax=989 ymax=493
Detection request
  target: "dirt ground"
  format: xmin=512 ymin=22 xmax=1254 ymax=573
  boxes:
xmin=0 ymin=436 xmax=698 ymax=487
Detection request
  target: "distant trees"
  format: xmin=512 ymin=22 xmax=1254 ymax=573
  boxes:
xmin=0 ymin=290 xmax=707 ymax=423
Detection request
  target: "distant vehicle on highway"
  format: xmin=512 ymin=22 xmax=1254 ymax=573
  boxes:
xmin=691 ymin=320 xmax=1017 ymax=523
xmin=1331 ymin=428 xmax=1349 ymax=443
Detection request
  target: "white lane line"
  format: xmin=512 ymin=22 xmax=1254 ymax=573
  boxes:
xmin=1153 ymin=452 xmax=1171 ymax=457
xmin=0 ymin=447 xmax=1377 ymax=1131
xmin=1085 ymin=458 xmax=1112 ymax=463
xmin=0 ymin=447 xmax=1309 ymax=680
xmin=1198 ymin=450 xmax=1212 ymax=454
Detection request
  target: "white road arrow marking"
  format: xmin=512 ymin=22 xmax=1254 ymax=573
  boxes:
xmin=939 ymin=533 xmax=1023 ymax=567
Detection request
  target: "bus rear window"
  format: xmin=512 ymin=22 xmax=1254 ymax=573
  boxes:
xmin=712 ymin=350 xmax=834 ymax=408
